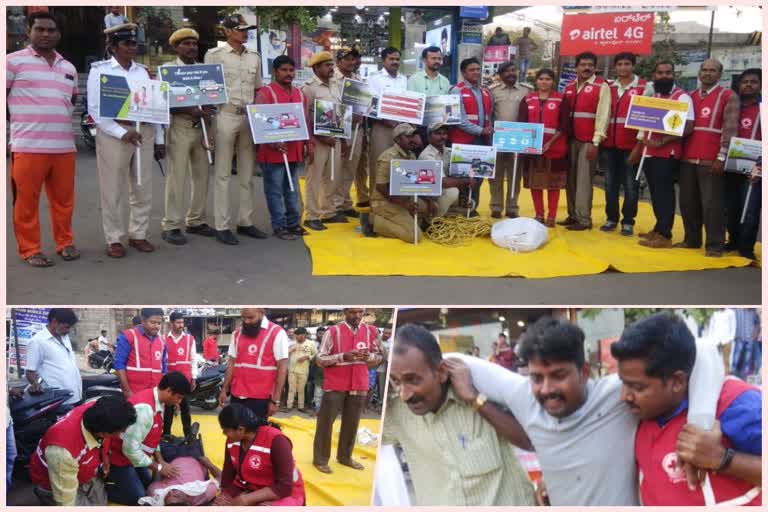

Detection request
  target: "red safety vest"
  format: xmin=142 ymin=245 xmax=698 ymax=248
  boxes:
xmin=524 ymin=91 xmax=568 ymax=159
xmin=110 ymin=388 xmax=164 ymax=467
xmin=683 ymin=85 xmax=735 ymax=161
xmin=123 ymin=328 xmax=164 ymax=393
xmin=564 ymin=76 xmax=606 ymax=142
xmin=257 ymin=83 xmax=307 ymax=164
xmin=166 ymin=332 xmax=194 ymax=382
xmin=644 ymin=87 xmax=687 ymax=159
xmin=604 ymin=77 xmax=647 ymax=150
xmin=29 ymin=401 xmax=105 ymax=490
xmin=227 ymin=425 xmax=305 ymax=504
xmin=323 ymin=322 xmax=377 ymax=392
xmin=737 ymin=102 xmax=762 ymax=141
xmin=636 ymin=378 xmax=762 ymax=506
xmin=230 ymin=323 xmax=282 ymax=400
xmin=449 ymin=81 xmax=493 ymax=144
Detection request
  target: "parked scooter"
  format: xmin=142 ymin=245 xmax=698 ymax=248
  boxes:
xmin=87 ymin=349 xmax=114 ymax=371
xmin=188 ymin=360 xmax=226 ymax=410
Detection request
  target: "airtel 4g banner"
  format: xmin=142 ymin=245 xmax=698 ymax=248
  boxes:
xmin=560 ymin=12 xmax=654 ymax=56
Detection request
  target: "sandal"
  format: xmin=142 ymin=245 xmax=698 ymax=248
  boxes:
xmin=57 ymin=245 xmax=81 ymax=261
xmin=25 ymin=253 xmax=55 ymax=267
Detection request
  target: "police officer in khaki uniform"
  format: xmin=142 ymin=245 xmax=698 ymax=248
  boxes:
xmin=419 ymin=122 xmax=463 ymax=216
xmin=87 ymin=24 xmax=165 ymax=258
xmin=490 ymin=61 xmax=528 ymax=218
xmin=372 ymin=124 xmax=449 ymax=243
xmin=302 ymin=51 xmax=346 ymax=231
xmin=204 ymin=14 xmax=266 ymax=245
xmin=333 ymin=46 xmax=363 ymax=219
xmin=161 ymin=28 xmax=216 ymax=245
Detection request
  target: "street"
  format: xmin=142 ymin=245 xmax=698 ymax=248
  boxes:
xmin=6 ymin=146 xmax=761 ymax=305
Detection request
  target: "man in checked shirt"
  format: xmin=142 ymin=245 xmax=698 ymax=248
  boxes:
xmin=312 ymin=308 xmax=382 ymax=474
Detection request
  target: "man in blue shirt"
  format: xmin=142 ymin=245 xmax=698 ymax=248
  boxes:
xmin=113 ymin=308 xmax=168 ymax=398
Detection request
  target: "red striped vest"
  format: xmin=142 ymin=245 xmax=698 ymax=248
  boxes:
xmin=524 ymin=91 xmax=568 ymax=159
xmin=683 ymin=85 xmax=734 ymax=161
xmin=324 ymin=322 xmax=378 ymax=392
xmin=737 ymin=102 xmax=761 ymax=141
xmin=230 ymin=323 xmax=282 ymax=400
xmin=449 ymin=81 xmax=493 ymax=144
xmin=166 ymin=332 xmax=194 ymax=382
xmin=564 ymin=76 xmax=606 ymax=142
xmin=605 ymin=77 xmax=647 ymax=150
xmin=124 ymin=328 xmax=164 ymax=393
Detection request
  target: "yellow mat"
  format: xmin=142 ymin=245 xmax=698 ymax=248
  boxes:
xmin=302 ymin=180 xmax=759 ymax=278
xmin=171 ymin=414 xmax=378 ymax=506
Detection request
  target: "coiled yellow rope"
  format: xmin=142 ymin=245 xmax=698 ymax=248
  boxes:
xmin=426 ymin=216 xmax=494 ymax=246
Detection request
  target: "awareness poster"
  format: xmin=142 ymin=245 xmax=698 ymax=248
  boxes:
xmin=389 ymin=160 xmax=443 ymax=196
xmin=493 ymin=121 xmax=545 ymax=154
xmin=449 ymin=143 xmax=497 ymax=178
xmin=625 ymin=95 xmax=689 ymax=136
xmin=341 ymin=78 xmax=378 ymax=117
xmin=377 ymin=90 xmax=426 ymax=125
xmin=423 ymin=95 xmax=461 ymax=126
xmin=246 ymin=102 xmax=309 ymax=144
xmin=158 ymin=63 xmax=228 ymax=108
xmin=313 ymin=99 xmax=352 ymax=138
xmin=98 ymin=74 xmax=170 ymax=124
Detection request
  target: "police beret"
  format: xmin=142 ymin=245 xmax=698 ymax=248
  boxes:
xmin=309 ymin=51 xmax=333 ymax=67
xmin=169 ymin=28 xmax=199 ymax=46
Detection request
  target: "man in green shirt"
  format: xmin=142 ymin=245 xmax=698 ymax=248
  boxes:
xmin=383 ymin=324 xmax=536 ymax=505
xmin=407 ymin=46 xmax=452 ymax=96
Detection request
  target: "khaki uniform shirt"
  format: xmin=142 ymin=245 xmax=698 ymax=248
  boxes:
xmin=302 ymin=74 xmax=342 ymax=137
xmin=491 ymin=82 xmax=528 ymax=122
xmin=288 ymin=340 xmax=317 ymax=376
xmin=203 ymin=43 xmax=262 ymax=107
xmin=373 ymin=144 xmax=416 ymax=203
xmin=382 ymin=388 xmax=536 ymax=506
xmin=419 ymin=144 xmax=450 ymax=175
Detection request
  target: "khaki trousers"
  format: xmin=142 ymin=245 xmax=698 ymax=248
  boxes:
xmin=212 ymin=111 xmax=257 ymax=231
xmin=287 ymin=371 xmax=309 ymax=409
xmin=354 ymin=130 xmax=370 ymax=205
xmin=335 ymin=123 xmax=365 ymax=210
xmin=368 ymin=123 xmax=394 ymax=193
xmin=162 ymin=116 xmax=210 ymax=231
xmin=96 ymin=125 xmax=155 ymax=244
xmin=305 ymin=139 xmax=341 ymax=221
xmin=567 ymin=140 xmax=597 ymax=225
xmin=490 ymin=152 xmax=523 ymax=215
xmin=372 ymin=188 xmax=459 ymax=243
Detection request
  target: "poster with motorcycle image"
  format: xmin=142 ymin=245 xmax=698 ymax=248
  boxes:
xmin=246 ymin=102 xmax=309 ymax=144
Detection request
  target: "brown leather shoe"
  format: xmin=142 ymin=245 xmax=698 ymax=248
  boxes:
xmin=673 ymin=241 xmax=701 ymax=249
xmin=638 ymin=230 xmax=656 ymax=239
xmin=557 ymin=217 xmax=577 ymax=226
xmin=106 ymin=243 xmax=126 ymax=258
xmin=313 ymin=464 xmax=332 ymax=474
xmin=491 ymin=211 xmax=502 ymax=219
xmin=128 ymin=239 xmax=155 ymax=253
xmin=338 ymin=458 xmax=364 ymax=470
xmin=639 ymin=233 xmax=673 ymax=248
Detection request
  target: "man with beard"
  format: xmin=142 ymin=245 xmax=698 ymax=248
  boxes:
xmin=383 ymin=324 xmax=535 ymax=505
xmin=678 ymin=59 xmax=740 ymax=257
xmin=312 ymin=308 xmax=382 ymax=474
xmin=445 ymin=314 xmax=720 ymax=505
xmin=725 ymin=69 xmax=762 ymax=260
xmin=611 ymin=313 xmax=761 ymax=505
xmin=113 ymin=308 xmax=167 ymax=397
xmin=161 ymin=29 xmax=216 ymax=245
xmin=219 ymin=308 xmax=289 ymax=418
xmin=630 ymin=61 xmax=694 ymax=249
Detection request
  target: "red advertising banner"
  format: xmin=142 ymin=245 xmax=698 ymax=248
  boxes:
xmin=560 ymin=12 xmax=655 ymax=56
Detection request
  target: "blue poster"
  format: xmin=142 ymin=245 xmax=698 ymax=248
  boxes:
xmin=8 ymin=308 xmax=49 ymax=372
xmin=460 ymin=6 xmax=489 ymax=19
xmin=158 ymin=63 xmax=228 ymax=107
xmin=493 ymin=121 xmax=545 ymax=154
xmin=99 ymin=74 xmax=170 ymax=124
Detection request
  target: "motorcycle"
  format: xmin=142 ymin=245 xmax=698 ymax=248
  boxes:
xmin=80 ymin=108 xmax=96 ymax=150
xmin=189 ymin=362 xmax=226 ymax=410
xmin=87 ymin=349 xmax=114 ymax=371
xmin=81 ymin=371 xmax=122 ymax=402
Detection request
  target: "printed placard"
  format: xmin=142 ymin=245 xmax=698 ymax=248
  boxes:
xmin=98 ymin=74 xmax=170 ymax=124
xmin=625 ymin=95 xmax=689 ymax=136
xmin=158 ymin=63 xmax=228 ymax=107
xmin=449 ymin=144 xmax=497 ymax=178
xmin=389 ymin=159 xmax=444 ymax=196
xmin=493 ymin=121 xmax=545 ymax=154
xmin=314 ymin=99 xmax=352 ymax=138
xmin=246 ymin=102 xmax=309 ymax=144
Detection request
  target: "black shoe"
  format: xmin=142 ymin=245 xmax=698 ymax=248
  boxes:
xmin=322 ymin=213 xmax=349 ymax=224
xmin=273 ymin=228 xmax=298 ymax=240
xmin=739 ymin=251 xmax=757 ymax=260
xmin=162 ymin=229 xmax=187 ymax=245
xmin=186 ymin=223 xmax=215 ymax=237
xmin=288 ymin=225 xmax=309 ymax=236
xmin=557 ymin=217 xmax=578 ymax=226
xmin=215 ymin=229 xmax=239 ymax=245
xmin=566 ymin=223 xmax=591 ymax=231
xmin=305 ymin=220 xmax=327 ymax=231
xmin=237 ymin=225 xmax=269 ymax=239
xmin=620 ymin=224 xmax=634 ymax=236
xmin=341 ymin=208 xmax=360 ymax=218
xmin=356 ymin=201 xmax=371 ymax=208
xmin=185 ymin=422 xmax=200 ymax=443
xmin=723 ymin=241 xmax=738 ymax=252
xmin=468 ymin=210 xmax=479 ymax=218
xmin=599 ymin=221 xmax=618 ymax=232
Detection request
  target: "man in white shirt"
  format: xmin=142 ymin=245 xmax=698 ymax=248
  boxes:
xmin=367 ymin=47 xmax=408 ymax=202
xmin=104 ymin=7 xmax=127 ymax=29
xmin=25 ymin=308 xmax=82 ymax=405
xmin=97 ymin=330 xmax=111 ymax=352
xmin=87 ymin=23 xmax=165 ymax=258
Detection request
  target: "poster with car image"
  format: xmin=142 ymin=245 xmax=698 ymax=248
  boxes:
xmin=158 ymin=64 xmax=228 ymax=108
xmin=449 ymin=143 xmax=497 ymax=178
xmin=313 ymin=99 xmax=352 ymax=138
xmin=389 ymin=160 xmax=443 ymax=196
xmin=246 ymin=102 xmax=309 ymax=144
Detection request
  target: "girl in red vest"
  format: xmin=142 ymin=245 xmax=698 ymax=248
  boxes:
xmin=215 ymin=404 xmax=305 ymax=506
xmin=518 ymin=68 xmax=570 ymax=226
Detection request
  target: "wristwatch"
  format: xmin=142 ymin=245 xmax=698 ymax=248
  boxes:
xmin=716 ymin=448 xmax=735 ymax=471
xmin=471 ymin=393 xmax=488 ymax=412
xmin=717 ymin=153 xmax=726 ymax=162
xmin=270 ymin=399 xmax=280 ymax=406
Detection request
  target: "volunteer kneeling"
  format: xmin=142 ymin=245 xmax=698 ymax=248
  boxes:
xmin=215 ymin=404 xmax=305 ymax=506
xmin=30 ymin=396 xmax=137 ymax=506
xmin=106 ymin=372 xmax=191 ymax=504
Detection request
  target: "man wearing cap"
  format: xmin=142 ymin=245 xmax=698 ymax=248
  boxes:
xmin=489 ymin=61 xmax=527 ymax=218
xmin=302 ymin=51 xmax=346 ymax=231
xmin=372 ymin=124 xmax=446 ymax=243
xmin=161 ymin=29 xmax=216 ymax=246
xmin=204 ymin=15 xmax=266 ymax=245
xmin=420 ymin=122 xmax=464 ymax=216
xmin=87 ymin=23 xmax=165 ymax=258
xmin=334 ymin=46 xmax=364 ymax=219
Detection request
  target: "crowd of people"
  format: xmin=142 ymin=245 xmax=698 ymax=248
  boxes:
xmin=6 ymin=307 xmax=387 ymax=506
xmin=7 ymin=12 xmax=761 ymax=266
xmin=385 ymin=312 xmax=762 ymax=506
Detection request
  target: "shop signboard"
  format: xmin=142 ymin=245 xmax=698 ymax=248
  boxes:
xmin=560 ymin=12 xmax=655 ymax=56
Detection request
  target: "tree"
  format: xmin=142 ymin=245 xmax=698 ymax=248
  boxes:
xmin=219 ymin=7 xmax=326 ymax=34
xmin=635 ymin=12 xmax=684 ymax=80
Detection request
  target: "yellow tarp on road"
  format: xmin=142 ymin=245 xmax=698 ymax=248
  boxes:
xmin=176 ymin=414 xmax=377 ymax=506
xmin=302 ymin=180 xmax=758 ymax=278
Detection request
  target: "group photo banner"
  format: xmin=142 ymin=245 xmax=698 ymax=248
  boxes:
xmin=493 ymin=121 xmax=545 ymax=154
xmin=423 ymin=95 xmax=462 ymax=127
xmin=158 ymin=63 xmax=228 ymax=108
xmin=247 ymin=102 xmax=309 ymax=144
xmin=98 ymin=74 xmax=170 ymax=124
xmin=625 ymin=95 xmax=689 ymax=137
xmin=449 ymin=144 xmax=497 ymax=179
xmin=389 ymin=160 xmax=443 ymax=196
xmin=377 ymin=90 xmax=426 ymax=125
xmin=560 ymin=11 xmax=654 ymax=56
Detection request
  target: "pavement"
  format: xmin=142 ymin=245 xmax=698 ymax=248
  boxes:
xmin=6 ymin=144 xmax=761 ymax=305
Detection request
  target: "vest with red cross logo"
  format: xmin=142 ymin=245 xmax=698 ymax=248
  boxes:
xmin=323 ymin=322 xmax=378 ymax=392
xmin=448 ymin=81 xmax=493 ymax=144
xmin=604 ymin=78 xmax=647 ymax=150
xmin=110 ymin=388 xmax=164 ymax=467
xmin=524 ymin=91 xmax=568 ymax=159
xmin=737 ymin=102 xmax=761 ymax=141
xmin=123 ymin=328 xmax=165 ymax=393
xmin=683 ymin=85 xmax=734 ymax=161
xmin=166 ymin=332 xmax=194 ymax=382
xmin=564 ymin=77 xmax=606 ymax=142
xmin=230 ymin=323 xmax=282 ymax=400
